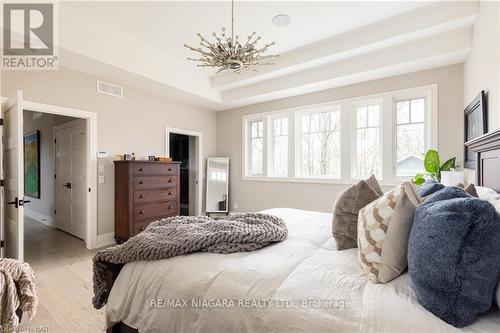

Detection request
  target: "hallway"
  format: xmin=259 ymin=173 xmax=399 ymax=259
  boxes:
xmin=19 ymin=216 xmax=105 ymax=333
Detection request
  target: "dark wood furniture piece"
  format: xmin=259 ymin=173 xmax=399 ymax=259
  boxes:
xmin=104 ymin=131 xmax=500 ymax=333
xmin=114 ymin=160 xmax=180 ymax=244
xmin=464 ymin=90 xmax=487 ymax=169
xmin=466 ymin=128 xmax=500 ymax=192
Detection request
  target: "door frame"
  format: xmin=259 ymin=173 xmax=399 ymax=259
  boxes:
xmin=23 ymin=100 xmax=98 ymax=249
xmin=165 ymin=127 xmax=203 ymax=215
xmin=53 ymin=118 xmax=88 ymax=240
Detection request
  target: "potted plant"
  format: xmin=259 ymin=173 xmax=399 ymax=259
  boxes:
xmin=413 ymin=149 xmax=456 ymax=185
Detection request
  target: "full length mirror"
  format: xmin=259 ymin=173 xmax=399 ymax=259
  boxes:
xmin=205 ymin=158 xmax=229 ymax=214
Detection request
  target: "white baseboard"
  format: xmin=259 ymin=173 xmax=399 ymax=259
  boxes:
xmin=96 ymin=232 xmax=116 ymax=248
xmin=24 ymin=209 xmax=56 ymax=228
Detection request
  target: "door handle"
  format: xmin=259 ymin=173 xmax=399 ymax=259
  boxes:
xmin=7 ymin=197 xmax=19 ymax=208
xmin=7 ymin=197 xmax=28 ymax=208
xmin=61 ymin=182 xmax=72 ymax=189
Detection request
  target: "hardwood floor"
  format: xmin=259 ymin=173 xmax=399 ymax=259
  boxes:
xmin=19 ymin=216 xmax=107 ymax=333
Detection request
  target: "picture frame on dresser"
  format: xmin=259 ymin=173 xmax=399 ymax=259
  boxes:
xmin=464 ymin=90 xmax=487 ymax=169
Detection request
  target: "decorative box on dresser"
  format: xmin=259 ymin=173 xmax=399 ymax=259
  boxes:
xmin=114 ymin=160 xmax=180 ymax=243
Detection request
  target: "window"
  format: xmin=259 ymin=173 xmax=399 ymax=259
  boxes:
xmin=209 ymin=169 xmax=227 ymax=181
xmin=269 ymin=117 xmax=288 ymax=177
xmin=242 ymin=85 xmax=436 ymax=183
xmin=297 ymin=108 xmax=341 ymax=178
xmin=354 ymin=103 xmax=380 ymax=178
xmin=247 ymin=120 xmax=263 ymax=176
xmin=395 ymin=98 xmax=426 ymax=176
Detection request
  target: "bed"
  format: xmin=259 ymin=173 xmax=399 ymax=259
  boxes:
xmin=104 ymin=129 xmax=500 ymax=333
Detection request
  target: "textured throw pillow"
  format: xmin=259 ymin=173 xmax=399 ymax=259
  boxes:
xmin=418 ymin=180 xmax=444 ymax=197
xmin=357 ymin=182 xmax=422 ymax=283
xmin=332 ymin=175 xmax=382 ymax=250
xmin=464 ymin=183 xmax=478 ymax=197
xmin=408 ymin=187 xmax=500 ymax=327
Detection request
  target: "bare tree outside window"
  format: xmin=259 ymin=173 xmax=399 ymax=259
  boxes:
xmin=354 ymin=104 xmax=380 ymax=178
xmin=248 ymin=120 xmax=263 ymax=175
xmin=270 ymin=117 xmax=288 ymax=177
xmin=298 ymin=109 xmax=341 ymax=178
xmin=396 ymin=98 xmax=425 ymax=176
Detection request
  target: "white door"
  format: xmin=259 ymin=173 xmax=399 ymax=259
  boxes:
xmin=55 ymin=121 xmax=86 ymax=240
xmin=2 ymin=90 xmax=24 ymax=260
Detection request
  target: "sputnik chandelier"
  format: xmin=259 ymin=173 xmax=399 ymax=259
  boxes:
xmin=184 ymin=0 xmax=278 ymax=73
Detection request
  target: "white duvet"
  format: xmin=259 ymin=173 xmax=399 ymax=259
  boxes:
xmin=106 ymin=208 xmax=500 ymax=333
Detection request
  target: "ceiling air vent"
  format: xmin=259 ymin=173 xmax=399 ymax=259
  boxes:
xmin=96 ymin=80 xmax=123 ymax=98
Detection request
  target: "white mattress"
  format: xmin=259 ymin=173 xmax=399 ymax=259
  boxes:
xmin=106 ymin=208 xmax=500 ymax=333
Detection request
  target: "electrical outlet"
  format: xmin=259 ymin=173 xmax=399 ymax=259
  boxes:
xmin=98 ymin=164 xmax=105 ymax=172
xmin=233 ymin=202 xmax=238 ymax=210
xmin=98 ymin=175 xmax=105 ymax=184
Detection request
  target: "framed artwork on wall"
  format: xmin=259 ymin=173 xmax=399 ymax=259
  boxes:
xmin=464 ymin=91 xmax=487 ymax=169
xmin=24 ymin=130 xmax=41 ymax=198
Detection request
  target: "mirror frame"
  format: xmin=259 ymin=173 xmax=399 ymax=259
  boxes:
xmin=205 ymin=157 xmax=229 ymax=214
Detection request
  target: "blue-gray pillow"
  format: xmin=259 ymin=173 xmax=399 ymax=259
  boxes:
xmin=418 ymin=180 xmax=444 ymax=197
xmin=408 ymin=187 xmax=500 ymax=327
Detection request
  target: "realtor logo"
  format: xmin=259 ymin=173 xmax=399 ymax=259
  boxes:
xmin=2 ymin=2 xmax=58 ymax=70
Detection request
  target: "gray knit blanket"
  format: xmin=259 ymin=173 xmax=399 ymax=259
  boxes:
xmin=0 ymin=259 xmax=38 ymax=332
xmin=92 ymin=213 xmax=287 ymax=309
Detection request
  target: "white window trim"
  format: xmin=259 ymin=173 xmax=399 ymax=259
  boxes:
xmin=242 ymin=84 xmax=438 ymax=186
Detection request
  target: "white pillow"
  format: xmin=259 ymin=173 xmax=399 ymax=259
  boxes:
xmin=475 ymin=186 xmax=500 ymax=213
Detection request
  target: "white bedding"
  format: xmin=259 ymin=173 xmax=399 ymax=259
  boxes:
xmin=106 ymin=208 xmax=500 ymax=333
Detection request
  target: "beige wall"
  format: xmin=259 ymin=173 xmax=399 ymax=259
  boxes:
xmin=2 ymin=67 xmax=217 ymax=236
xmin=463 ymin=0 xmax=500 ymax=131
xmin=217 ymin=64 xmax=464 ymax=213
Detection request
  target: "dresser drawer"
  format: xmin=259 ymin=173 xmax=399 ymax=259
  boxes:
xmin=134 ymin=176 xmax=177 ymax=190
xmin=133 ymin=221 xmax=151 ymax=236
xmin=133 ymin=201 xmax=177 ymax=221
xmin=134 ymin=188 xmax=177 ymax=203
xmin=133 ymin=163 xmax=177 ymax=176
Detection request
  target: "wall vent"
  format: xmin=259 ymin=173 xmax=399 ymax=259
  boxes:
xmin=96 ymin=80 xmax=123 ymax=98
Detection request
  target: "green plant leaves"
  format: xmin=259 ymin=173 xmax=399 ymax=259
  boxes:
xmin=413 ymin=173 xmax=426 ymax=185
xmin=440 ymin=157 xmax=456 ymax=171
xmin=424 ymin=150 xmax=440 ymax=174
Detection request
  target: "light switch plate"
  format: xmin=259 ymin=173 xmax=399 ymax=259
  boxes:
xmin=98 ymin=164 xmax=105 ymax=173
xmin=98 ymin=175 xmax=105 ymax=184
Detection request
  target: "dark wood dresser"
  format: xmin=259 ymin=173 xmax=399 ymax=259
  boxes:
xmin=114 ymin=160 xmax=180 ymax=243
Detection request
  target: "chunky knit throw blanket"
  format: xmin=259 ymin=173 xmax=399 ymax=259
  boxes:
xmin=0 ymin=259 xmax=38 ymax=332
xmin=93 ymin=213 xmax=287 ymax=309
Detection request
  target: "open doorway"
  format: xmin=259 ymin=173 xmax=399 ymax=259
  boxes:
xmin=23 ymin=110 xmax=88 ymax=262
xmin=165 ymin=127 xmax=203 ymax=216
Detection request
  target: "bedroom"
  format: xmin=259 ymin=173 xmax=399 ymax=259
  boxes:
xmin=0 ymin=0 xmax=499 ymax=332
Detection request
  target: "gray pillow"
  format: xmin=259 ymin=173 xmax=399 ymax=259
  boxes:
xmin=332 ymin=176 xmax=382 ymax=250
xmin=418 ymin=180 xmax=444 ymax=197
xmin=408 ymin=187 xmax=500 ymax=327
xmin=456 ymin=183 xmax=479 ymax=197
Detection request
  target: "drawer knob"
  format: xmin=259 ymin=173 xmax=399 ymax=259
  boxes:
xmin=168 ymin=206 xmax=172 ymax=210
xmin=140 ymin=210 xmax=145 ymax=214
xmin=168 ymin=191 xmax=172 ymax=195
xmin=139 ymin=195 xmax=145 ymax=199
xmin=139 ymin=181 xmax=144 ymax=184
xmin=140 ymin=227 xmax=145 ymax=231
xmin=168 ymin=179 xmax=172 ymax=183
xmin=139 ymin=168 xmax=144 ymax=171
xmin=168 ymin=168 xmax=172 ymax=171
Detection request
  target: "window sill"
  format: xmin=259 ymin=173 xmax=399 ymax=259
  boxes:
xmin=241 ymin=176 xmax=408 ymax=187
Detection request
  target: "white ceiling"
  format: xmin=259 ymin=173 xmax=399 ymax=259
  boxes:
xmin=53 ymin=1 xmax=476 ymax=110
